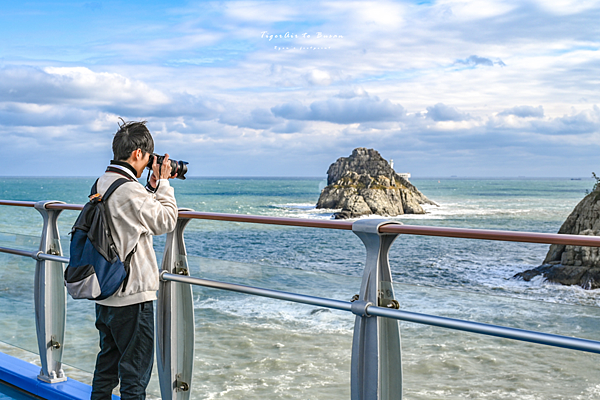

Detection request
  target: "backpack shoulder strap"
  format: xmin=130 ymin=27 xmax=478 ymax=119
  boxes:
xmin=94 ymin=177 xmax=132 ymax=262
xmin=102 ymin=178 xmax=132 ymax=201
xmin=89 ymin=177 xmax=132 ymax=200
xmin=89 ymin=179 xmax=99 ymax=198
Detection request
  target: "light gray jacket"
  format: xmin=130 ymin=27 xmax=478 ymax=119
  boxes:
xmin=95 ymin=165 xmax=177 ymax=307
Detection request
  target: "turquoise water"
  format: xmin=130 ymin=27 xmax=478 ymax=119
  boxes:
xmin=1 ymin=176 xmax=600 ymax=399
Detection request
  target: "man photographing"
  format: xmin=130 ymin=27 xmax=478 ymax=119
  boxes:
xmin=91 ymin=120 xmax=178 ymax=400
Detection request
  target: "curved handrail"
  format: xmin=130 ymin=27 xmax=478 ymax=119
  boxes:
xmin=0 ymin=200 xmax=37 ymax=208
xmin=177 ymin=211 xmax=354 ymax=230
xmin=2 ymin=199 xmax=600 ymax=247
xmin=378 ymin=225 xmax=600 ymax=246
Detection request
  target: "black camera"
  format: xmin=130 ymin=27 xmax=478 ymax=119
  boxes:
xmin=146 ymin=154 xmax=189 ymax=180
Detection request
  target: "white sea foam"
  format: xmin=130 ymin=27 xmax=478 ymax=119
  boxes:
xmin=394 ymin=202 xmax=536 ymax=220
xmin=271 ymin=203 xmax=317 ymax=210
xmin=193 ymin=292 xmax=353 ymax=334
xmin=268 ymin=203 xmax=338 ymax=220
xmin=267 ymin=201 xmax=539 ymax=222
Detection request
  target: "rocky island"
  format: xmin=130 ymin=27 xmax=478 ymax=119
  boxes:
xmin=316 ymin=148 xmax=437 ymax=219
xmin=515 ymin=185 xmax=600 ymax=289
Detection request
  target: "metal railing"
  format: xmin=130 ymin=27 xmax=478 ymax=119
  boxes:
xmin=1 ymin=199 xmax=600 ymax=400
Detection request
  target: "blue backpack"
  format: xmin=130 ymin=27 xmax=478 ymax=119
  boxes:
xmin=64 ymin=178 xmax=136 ymax=300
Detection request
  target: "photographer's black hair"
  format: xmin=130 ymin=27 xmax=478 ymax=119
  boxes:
xmin=112 ymin=118 xmax=154 ymax=161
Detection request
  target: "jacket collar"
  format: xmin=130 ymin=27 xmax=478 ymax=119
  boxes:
xmin=108 ymin=160 xmax=138 ymax=181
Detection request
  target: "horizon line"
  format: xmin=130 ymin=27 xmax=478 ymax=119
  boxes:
xmin=0 ymin=175 xmax=594 ymax=180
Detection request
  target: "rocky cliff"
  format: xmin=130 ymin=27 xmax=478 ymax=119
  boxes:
xmin=514 ymin=188 xmax=600 ymax=289
xmin=316 ymin=148 xmax=437 ymax=219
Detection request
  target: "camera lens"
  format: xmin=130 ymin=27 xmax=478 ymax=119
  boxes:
xmin=176 ymin=161 xmax=188 ymax=180
xmin=146 ymin=153 xmax=189 ymax=180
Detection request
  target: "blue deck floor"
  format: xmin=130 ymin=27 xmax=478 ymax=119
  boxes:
xmin=0 ymin=352 xmax=119 ymax=400
xmin=0 ymin=381 xmax=42 ymax=400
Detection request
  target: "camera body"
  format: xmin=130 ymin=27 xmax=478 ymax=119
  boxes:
xmin=146 ymin=154 xmax=189 ymax=180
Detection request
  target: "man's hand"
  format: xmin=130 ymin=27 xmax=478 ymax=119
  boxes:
xmin=149 ymin=154 xmax=176 ymax=189
xmin=156 ymin=154 xmax=173 ymax=180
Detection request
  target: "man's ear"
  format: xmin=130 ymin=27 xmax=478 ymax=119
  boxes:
xmin=131 ymin=148 xmax=143 ymax=161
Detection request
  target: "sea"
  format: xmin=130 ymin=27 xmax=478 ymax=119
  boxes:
xmin=1 ymin=176 xmax=600 ymax=399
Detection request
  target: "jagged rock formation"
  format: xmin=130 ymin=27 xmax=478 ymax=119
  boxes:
xmin=316 ymin=148 xmax=437 ymax=219
xmin=514 ymin=188 xmax=600 ymax=289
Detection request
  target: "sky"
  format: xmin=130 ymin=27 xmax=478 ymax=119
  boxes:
xmin=0 ymin=0 xmax=599 ymax=177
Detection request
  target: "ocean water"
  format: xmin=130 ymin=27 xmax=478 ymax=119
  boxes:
xmin=1 ymin=176 xmax=600 ymax=399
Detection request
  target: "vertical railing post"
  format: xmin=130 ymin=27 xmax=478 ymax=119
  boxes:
xmin=157 ymin=209 xmax=195 ymax=400
xmin=33 ymin=201 xmax=67 ymax=383
xmin=351 ymin=219 xmax=403 ymax=400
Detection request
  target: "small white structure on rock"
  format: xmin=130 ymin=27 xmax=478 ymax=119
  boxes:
xmin=388 ymin=159 xmax=410 ymax=181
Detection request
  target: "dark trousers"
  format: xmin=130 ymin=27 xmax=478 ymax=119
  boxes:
xmin=91 ymin=301 xmax=154 ymax=400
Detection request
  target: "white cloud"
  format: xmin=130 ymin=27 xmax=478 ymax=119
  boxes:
xmin=220 ymin=107 xmax=283 ymax=129
xmin=43 ymin=67 xmax=170 ymax=105
xmin=426 ymin=103 xmax=471 ymax=122
xmin=455 ymin=55 xmax=506 ymax=67
xmin=103 ymin=32 xmax=224 ymax=59
xmin=531 ymin=0 xmax=600 ymax=15
xmin=530 ymin=105 xmax=600 ymax=135
xmin=498 ymin=105 xmax=544 ymax=118
xmin=0 ymin=66 xmax=169 ymax=106
xmin=0 ymin=65 xmax=223 ymax=120
xmin=434 ymin=0 xmax=517 ymax=21
xmin=304 ymin=69 xmax=333 ymax=86
xmin=344 ymin=1 xmax=406 ymax=28
xmin=223 ymin=1 xmax=299 ymax=22
xmin=271 ymin=94 xmax=406 ymax=124
xmin=336 ymin=87 xmax=369 ymax=99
